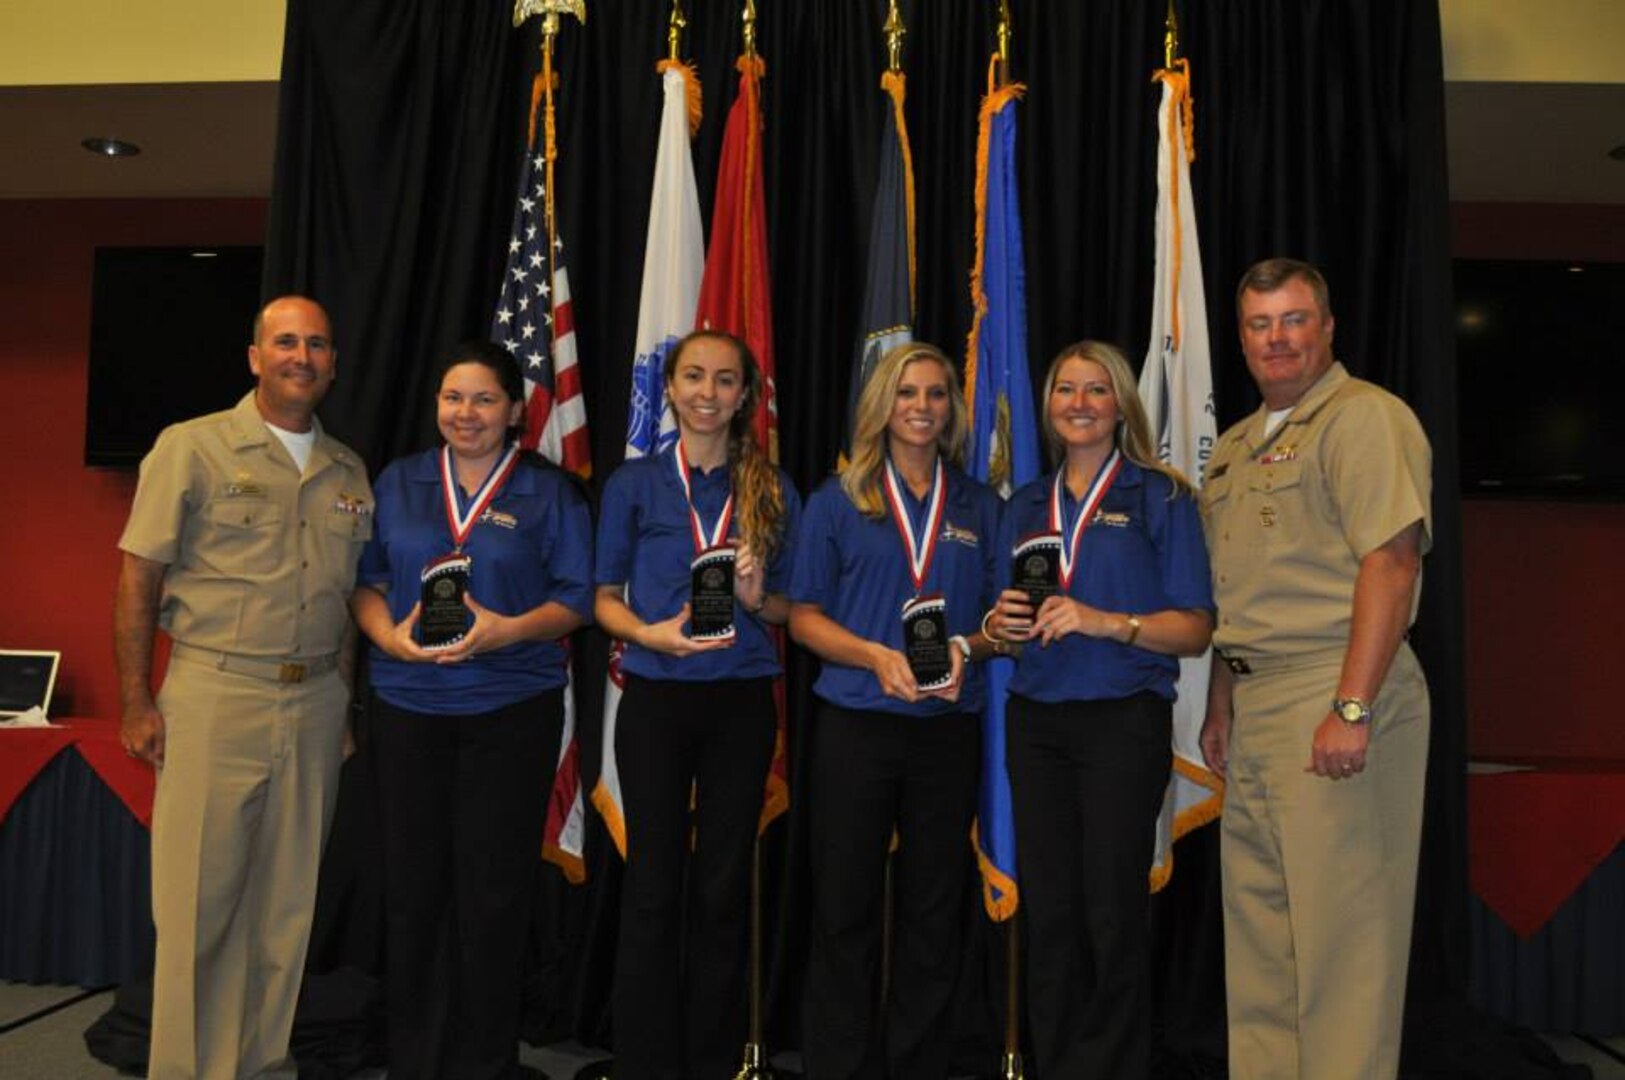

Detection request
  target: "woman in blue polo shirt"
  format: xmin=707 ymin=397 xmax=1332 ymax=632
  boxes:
xmin=789 ymin=341 xmax=1000 ymax=1080
xmin=350 ymin=340 xmax=593 ymax=1080
xmin=594 ymin=329 xmax=800 ymax=1080
xmin=985 ymin=340 xmax=1213 ymax=1080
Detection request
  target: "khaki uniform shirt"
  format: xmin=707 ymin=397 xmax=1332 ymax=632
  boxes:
xmin=1200 ymin=363 xmax=1431 ymax=660
xmin=120 ymin=391 xmax=374 ymax=660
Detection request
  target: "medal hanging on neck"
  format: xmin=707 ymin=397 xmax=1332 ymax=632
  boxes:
xmin=419 ymin=442 xmax=520 ymax=650
xmin=885 ymin=456 xmax=952 ymax=690
xmin=676 ymin=441 xmax=738 ymax=641
xmin=1050 ymin=449 xmax=1122 ymax=593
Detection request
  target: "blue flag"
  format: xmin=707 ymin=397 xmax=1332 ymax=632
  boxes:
xmin=966 ymin=73 xmax=1038 ymax=921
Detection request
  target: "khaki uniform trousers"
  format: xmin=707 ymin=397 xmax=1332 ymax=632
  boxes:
xmin=1220 ymin=645 xmax=1428 ymax=1080
xmin=148 ymin=650 xmax=347 ymax=1080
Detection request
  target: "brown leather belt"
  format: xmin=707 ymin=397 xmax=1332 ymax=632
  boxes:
xmin=173 ymin=643 xmax=339 ymax=684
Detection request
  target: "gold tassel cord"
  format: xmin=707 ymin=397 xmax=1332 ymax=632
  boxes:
xmin=1151 ymin=58 xmax=1195 ymax=352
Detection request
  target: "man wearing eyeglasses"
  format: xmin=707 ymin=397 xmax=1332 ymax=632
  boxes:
xmin=1197 ymin=258 xmax=1432 ymax=1079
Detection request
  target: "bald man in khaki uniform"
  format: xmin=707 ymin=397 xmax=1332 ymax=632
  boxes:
xmin=114 ymin=296 xmax=373 ymax=1080
xmin=1199 ymin=260 xmax=1431 ymax=1080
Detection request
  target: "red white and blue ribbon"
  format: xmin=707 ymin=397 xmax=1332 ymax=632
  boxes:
xmin=883 ymin=455 xmax=946 ymax=594
xmin=439 ymin=442 xmax=520 ymax=552
xmin=674 ymin=440 xmax=735 ymax=554
xmin=1050 ymin=449 xmax=1121 ymax=590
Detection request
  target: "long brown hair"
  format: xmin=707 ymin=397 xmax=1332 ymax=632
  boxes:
xmin=840 ymin=341 xmax=968 ymax=518
xmin=664 ymin=330 xmax=788 ymax=562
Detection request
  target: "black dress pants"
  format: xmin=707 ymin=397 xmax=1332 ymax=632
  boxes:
xmin=611 ymin=675 xmax=777 ymax=1080
xmin=801 ymin=702 xmax=980 ymax=1080
xmin=371 ymin=688 xmax=562 ymax=1080
xmin=1006 ymin=691 xmax=1171 ymax=1080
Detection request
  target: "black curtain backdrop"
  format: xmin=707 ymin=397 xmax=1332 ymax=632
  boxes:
xmin=266 ymin=1 xmax=1471 ymax=1074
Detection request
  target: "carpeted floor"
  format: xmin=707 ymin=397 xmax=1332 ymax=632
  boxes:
xmin=3 ymin=980 xmax=1621 ymax=1080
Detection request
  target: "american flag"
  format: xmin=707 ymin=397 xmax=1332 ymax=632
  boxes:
xmin=491 ymin=148 xmax=591 ymax=477
xmin=488 ymin=141 xmax=591 ymax=884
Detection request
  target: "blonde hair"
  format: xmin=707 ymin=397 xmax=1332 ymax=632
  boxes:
xmin=840 ymin=342 xmax=968 ymax=517
xmin=1040 ymin=340 xmax=1193 ymax=497
xmin=665 ymin=331 xmax=787 ymax=563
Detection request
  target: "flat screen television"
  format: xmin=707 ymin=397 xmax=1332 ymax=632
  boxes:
xmin=1455 ymin=258 xmax=1625 ymax=500
xmin=84 ymin=246 xmax=265 ymax=467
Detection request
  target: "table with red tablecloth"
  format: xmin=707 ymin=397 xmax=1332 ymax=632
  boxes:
xmin=1468 ymin=758 xmax=1625 ymax=1034
xmin=0 ymin=718 xmax=156 ymax=986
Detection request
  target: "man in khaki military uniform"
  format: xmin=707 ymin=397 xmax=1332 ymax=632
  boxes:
xmin=114 ymin=295 xmax=373 ymax=1080
xmin=1199 ymin=259 xmax=1431 ymax=1080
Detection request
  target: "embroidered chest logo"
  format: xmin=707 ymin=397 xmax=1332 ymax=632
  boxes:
xmin=479 ymin=509 xmax=519 ymax=530
xmin=1092 ymin=511 xmax=1132 ymax=528
xmin=939 ymin=522 xmax=979 ymax=548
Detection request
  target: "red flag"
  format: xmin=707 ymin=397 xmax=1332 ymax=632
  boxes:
xmin=696 ymin=56 xmax=778 ymax=463
xmin=695 ymin=54 xmax=786 ymax=832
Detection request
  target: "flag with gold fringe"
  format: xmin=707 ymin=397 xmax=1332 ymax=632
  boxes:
xmin=848 ymin=68 xmax=916 ymax=446
xmin=695 ymin=52 xmax=788 ymax=833
xmin=1139 ymin=57 xmax=1222 ymax=891
xmin=966 ymin=60 xmax=1039 ymax=921
xmin=594 ymin=58 xmax=707 ymax=857
xmin=489 ymin=30 xmax=589 ymax=883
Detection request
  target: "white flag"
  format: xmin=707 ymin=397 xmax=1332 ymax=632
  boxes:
xmin=594 ymin=61 xmax=706 ymax=857
xmin=1141 ymin=62 xmax=1221 ymax=891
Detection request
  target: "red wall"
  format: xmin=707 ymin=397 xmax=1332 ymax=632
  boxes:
xmin=0 ymin=199 xmax=267 ymax=720
xmin=1453 ymin=203 xmax=1625 ymax=761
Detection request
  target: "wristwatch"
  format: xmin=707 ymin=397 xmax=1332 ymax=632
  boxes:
xmin=1331 ymin=696 xmax=1373 ymax=726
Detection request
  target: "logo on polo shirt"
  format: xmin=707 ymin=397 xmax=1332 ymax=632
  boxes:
xmin=939 ymin=522 xmax=979 ymax=547
xmin=1092 ymin=511 xmax=1131 ymax=528
xmin=479 ymin=509 xmax=519 ymax=530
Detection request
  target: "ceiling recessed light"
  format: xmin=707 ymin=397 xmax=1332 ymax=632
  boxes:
xmin=81 ymin=136 xmax=141 ymax=158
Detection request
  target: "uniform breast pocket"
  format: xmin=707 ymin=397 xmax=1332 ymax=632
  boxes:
xmin=206 ymin=499 xmax=285 ymax=575
xmin=1247 ymin=461 xmax=1306 ymax=546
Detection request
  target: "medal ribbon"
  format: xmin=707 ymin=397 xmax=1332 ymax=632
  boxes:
xmin=1050 ymin=449 xmax=1122 ymax=590
xmin=883 ymin=456 xmax=946 ymax=594
xmin=440 ymin=442 xmax=520 ymax=551
xmin=674 ymin=440 xmax=735 ymax=554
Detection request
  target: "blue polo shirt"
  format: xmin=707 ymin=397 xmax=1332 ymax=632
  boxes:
xmin=360 ymin=449 xmax=594 ymax=713
xmin=791 ymin=466 xmax=1000 ymax=716
xmin=998 ymin=460 xmax=1213 ymax=703
xmin=595 ymin=447 xmax=802 ymax=681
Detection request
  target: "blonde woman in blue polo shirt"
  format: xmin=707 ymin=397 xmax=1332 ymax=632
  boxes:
xmin=986 ymin=340 xmax=1213 ymax=1080
xmin=594 ymin=330 xmax=800 ymax=1080
xmin=790 ymin=341 xmax=1001 ymax=1080
xmin=351 ymin=340 xmax=594 ymax=1080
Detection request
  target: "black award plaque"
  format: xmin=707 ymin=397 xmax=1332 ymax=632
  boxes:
xmin=419 ymin=553 xmax=473 ymax=650
xmin=689 ymin=544 xmax=737 ymax=641
xmin=901 ymin=593 xmax=952 ymax=691
xmin=1011 ymin=531 xmax=1063 ymax=606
